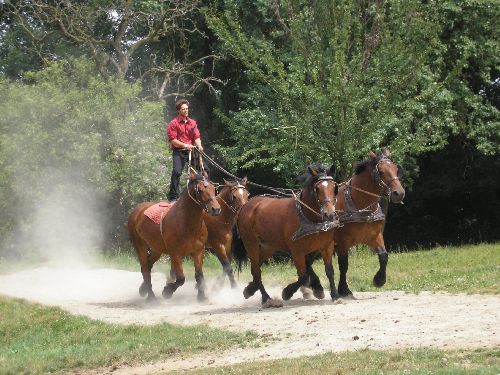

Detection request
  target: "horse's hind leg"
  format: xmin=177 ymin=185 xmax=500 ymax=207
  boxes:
xmin=162 ymin=255 xmax=185 ymax=299
xmin=282 ymin=254 xmax=308 ymax=301
xmin=135 ymin=240 xmax=156 ymax=300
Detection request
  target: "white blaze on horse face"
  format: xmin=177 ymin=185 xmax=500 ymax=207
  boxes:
xmin=322 ymin=181 xmax=328 ymax=187
xmin=238 ymin=188 xmax=244 ymax=196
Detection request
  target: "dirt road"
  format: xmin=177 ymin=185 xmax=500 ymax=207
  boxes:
xmin=0 ymin=267 xmax=498 ymax=373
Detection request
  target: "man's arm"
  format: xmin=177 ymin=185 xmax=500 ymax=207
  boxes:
xmin=194 ymin=138 xmax=203 ymax=152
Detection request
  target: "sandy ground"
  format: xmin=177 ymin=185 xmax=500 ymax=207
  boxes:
xmin=0 ymin=266 xmax=499 ymax=374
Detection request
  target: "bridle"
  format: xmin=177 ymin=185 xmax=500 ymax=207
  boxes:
xmin=373 ymin=157 xmax=402 ymax=197
xmin=297 ymin=175 xmax=337 ymax=220
xmin=218 ymin=184 xmax=249 ymax=214
xmin=188 ymin=177 xmax=217 ymax=212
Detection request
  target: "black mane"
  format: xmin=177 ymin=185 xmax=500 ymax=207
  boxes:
xmin=297 ymin=163 xmax=328 ymax=188
xmin=354 ymin=153 xmax=388 ymax=175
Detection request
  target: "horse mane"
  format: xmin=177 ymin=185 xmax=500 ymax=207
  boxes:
xmin=354 ymin=153 xmax=387 ymax=175
xmin=297 ymin=163 xmax=328 ymax=188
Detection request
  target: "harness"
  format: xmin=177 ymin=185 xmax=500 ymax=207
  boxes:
xmin=338 ymin=183 xmax=385 ymax=224
xmin=292 ymin=198 xmax=341 ymax=240
xmin=292 ymin=176 xmax=341 ymax=240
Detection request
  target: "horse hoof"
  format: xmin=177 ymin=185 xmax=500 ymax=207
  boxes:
xmin=162 ymin=286 xmax=174 ymax=299
xmin=146 ymin=293 xmax=157 ymax=303
xmin=139 ymin=283 xmax=148 ymax=297
xmin=281 ymin=288 xmax=294 ymax=301
xmin=338 ymin=284 xmax=353 ymax=298
xmin=262 ymin=299 xmax=283 ymax=308
xmin=243 ymin=286 xmax=256 ymax=299
xmin=197 ymin=294 xmax=208 ymax=303
xmin=230 ymin=280 xmax=238 ymax=289
xmin=330 ymin=291 xmax=340 ymax=301
xmin=313 ymin=288 xmax=325 ymax=300
xmin=300 ymin=286 xmax=313 ymax=300
xmin=373 ymin=272 xmax=386 ymax=288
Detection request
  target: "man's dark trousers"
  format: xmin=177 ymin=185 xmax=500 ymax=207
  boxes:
xmin=167 ymin=148 xmax=191 ymax=201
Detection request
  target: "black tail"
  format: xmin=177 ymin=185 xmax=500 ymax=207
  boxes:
xmin=231 ymin=224 xmax=248 ymax=273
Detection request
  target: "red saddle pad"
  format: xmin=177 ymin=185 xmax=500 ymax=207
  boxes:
xmin=144 ymin=201 xmax=175 ymax=224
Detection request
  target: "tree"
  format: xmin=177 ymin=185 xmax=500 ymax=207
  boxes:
xmin=206 ymin=0 xmax=497 ymax=183
xmin=3 ymin=0 xmax=223 ymax=98
xmin=0 ymin=58 xmax=167 ymax=257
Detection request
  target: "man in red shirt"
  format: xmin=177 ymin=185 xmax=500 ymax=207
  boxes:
xmin=166 ymin=99 xmax=204 ymax=200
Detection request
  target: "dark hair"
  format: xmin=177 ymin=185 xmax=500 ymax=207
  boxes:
xmin=175 ymin=99 xmax=189 ymax=111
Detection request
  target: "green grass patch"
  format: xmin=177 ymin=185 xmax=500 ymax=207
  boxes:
xmin=250 ymin=243 xmax=500 ymax=295
xmin=169 ymin=347 xmax=500 ymax=375
xmin=0 ymin=296 xmax=257 ymax=375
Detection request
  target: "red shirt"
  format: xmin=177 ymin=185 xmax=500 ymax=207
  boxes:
xmin=166 ymin=116 xmax=201 ymax=149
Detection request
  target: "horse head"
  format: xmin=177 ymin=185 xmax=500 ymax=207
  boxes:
xmin=368 ymin=148 xmax=405 ymax=203
xmin=221 ymin=177 xmax=249 ymax=212
xmin=304 ymin=164 xmax=338 ymax=222
xmin=189 ymin=170 xmax=221 ymax=216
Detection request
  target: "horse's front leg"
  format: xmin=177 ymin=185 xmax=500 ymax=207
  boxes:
xmin=282 ymin=253 xmax=308 ymax=301
xmin=321 ymin=242 xmax=339 ymax=300
xmin=373 ymin=246 xmax=388 ymax=287
xmin=193 ymin=251 xmax=208 ymax=302
xmin=214 ymin=245 xmax=237 ymax=288
xmin=162 ymin=255 xmax=185 ymax=299
xmin=337 ymin=251 xmax=353 ymax=298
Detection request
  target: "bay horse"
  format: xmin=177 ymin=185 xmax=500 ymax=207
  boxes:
xmin=164 ymin=177 xmax=250 ymax=287
xmin=332 ymin=148 xmax=405 ymax=298
xmin=127 ymin=170 xmax=221 ymax=301
xmin=203 ymin=177 xmax=249 ymax=288
xmin=232 ymin=165 xmax=340 ymax=307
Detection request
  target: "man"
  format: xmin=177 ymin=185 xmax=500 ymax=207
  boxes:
xmin=166 ymin=99 xmax=204 ymax=201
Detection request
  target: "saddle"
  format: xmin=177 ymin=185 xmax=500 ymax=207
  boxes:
xmin=144 ymin=201 xmax=175 ymax=224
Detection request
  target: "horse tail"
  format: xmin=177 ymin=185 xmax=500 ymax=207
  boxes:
xmin=231 ymin=223 xmax=247 ymax=273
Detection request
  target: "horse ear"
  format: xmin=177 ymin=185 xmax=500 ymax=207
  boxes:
xmin=308 ymin=166 xmax=318 ymax=176
xmin=202 ymin=169 xmax=209 ymax=179
xmin=382 ymin=147 xmax=391 ymax=157
xmin=241 ymin=176 xmax=248 ymax=186
xmin=368 ymin=150 xmax=376 ymax=158
xmin=327 ymin=164 xmax=337 ymax=178
xmin=223 ymin=178 xmax=230 ymax=185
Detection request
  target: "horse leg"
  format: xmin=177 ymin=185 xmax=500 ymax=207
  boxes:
xmin=167 ymin=265 xmax=176 ymax=283
xmin=162 ymin=255 xmax=185 ymax=299
xmin=306 ymin=253 xmax=325 ymax=299
xmin=215 ymin=245 xmax=237 ymax=288
xmin=373 ymin=247 xmax=388 ymax=287
xmin=135 ymin=242 xmax=156 ymax=300
xmin=337 ymin=253 xmax=353 ymax=298
xmin=282 ymin=254 xmax=308 ymax=301
xmin=321 ymin=243 xmax=339 ymax=300
xmin=193 ymin=252 xmax=208 ymax=302
xmin=243 ymin=280 xmax=259 ymax=299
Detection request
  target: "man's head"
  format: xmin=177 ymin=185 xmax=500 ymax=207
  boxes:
xmin=175 ymin=99 xmax=189 ymax=118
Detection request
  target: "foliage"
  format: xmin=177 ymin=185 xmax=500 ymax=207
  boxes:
xmin=205 ymin=0 xmax=498 ymax=184
xmin=0 ymin=59 xmax=167 ymax=256
xmin=0 ymin=296 xmax=254 ymax=374
xmin=1 ymin=0 xmax=223 ymax=98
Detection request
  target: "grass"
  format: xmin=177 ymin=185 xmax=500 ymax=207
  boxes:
xmin=244 ymin=243 xmax=500 ymax=295
xmin=168 ymin=347 xmax=500 ymax=375
xmin=0 ymin=243 xmax=498 ymax=374
xmin=2 ymin=243 xmax=498 ymax=295
xmin=0 ymin=296 xmax=256 ymax=375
